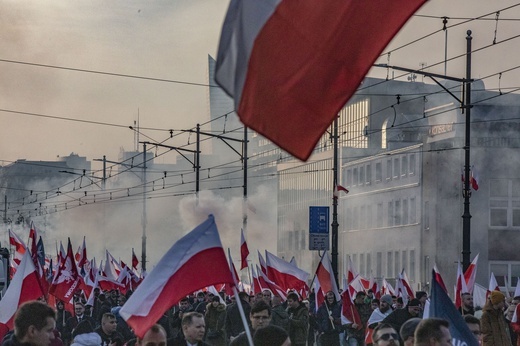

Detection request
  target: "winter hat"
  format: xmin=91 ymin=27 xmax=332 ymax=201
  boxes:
xmin=490 ymin=291 xmax=505 ymax=305
xmin=380 ymin=294 xmax=393 ymax=305
xmin=407 ymin=298 xmax=421 ymax=307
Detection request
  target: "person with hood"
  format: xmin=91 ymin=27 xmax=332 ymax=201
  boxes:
xmin=481 ymin=291 xmax=512 ymax=346
xmin=316 ymin=291 xmax=342 ymax=346
xmin=70 ymin=320 xmax=101 ymax=346
xmin=286 ymin=292 xmax=308 ymax=346
xmin=382 ymin=298 xmax=422 ymax=336
xmin=204 ymin=296 xmax=226 ymax=346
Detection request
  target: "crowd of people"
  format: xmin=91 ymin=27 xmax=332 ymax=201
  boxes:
xmin=4 ymin=286 xmax=520 ymax=346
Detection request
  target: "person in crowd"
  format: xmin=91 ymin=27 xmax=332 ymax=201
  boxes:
xmin=394 ymin=298 xmax=404 ymax=310
xmin=136 ymin=324 xmax=167 ymax=346
xmin=171 ymin=312 xmax=208 ymax=346
xmin=382 ymin=298 xmax=422 ymax=335
xmin=170 ymin=297 xmax=194 ymax=343
xmin=464 ymin=314 xmax=482 ymax=345
xmin=230 ymin=300 xmax=271 ymax=346
xmin=364 ymin=289 xmax=375 ymax=305
xmin=481 ymin=291 xmax=512 ymax=346
xmin=194 ymin=292 xmax=208 ymax=315
xmin=413 ymin=318 xmax=452 ymax=346
xmin=370 ymin=299 xmax=380 ymax=311
xmin=399 ymin=317 xmax=421 ymax=346
xmin=204 ymin=296 xmax=226 ymax=346
xmin=271 ymin=296 xmax=290 ymax=333
xmin=366 ymin=295 xmax=395 ymax=345
xmin=225 ymin=291 xmax=251 ymax=342
xmin=262 ymin=290 xmax=273 ymax=307
xmin=344 ymin=291 xmax=372 ymax=346
xmin=64 ymin=302 xmax=95 ymax=345
xmin=316 ymin=291 xmax=342 ymax=346
xmin=96 ymin=294 xmax=112 ymax=327
xmin=253 ymin=325 xmax=291 ymax=346
xmin=94 ymin=313 xmax=124 ymax=346
xmin=459 ymin=293 xmax=475 ymax=316
xmin=70 ymin=320 xmax=101 ymax=346
xmin=2 ymin=301 xmax=56 ymax=346
xmin=55 ymin=301 xmax=72 ymax=340
xmin=509 ymin=298 xmax=520 ymax=346
xmin=371 ymin=323 xmax=399 ymax=346
xmin=286 ymin=292 xmax=308 ymax=346
xmin=416 ymin=292 xmax=428 ymax=308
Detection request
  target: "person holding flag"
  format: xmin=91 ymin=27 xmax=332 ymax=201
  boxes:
xmin=316 ymin=291 xmax=341 ymax=346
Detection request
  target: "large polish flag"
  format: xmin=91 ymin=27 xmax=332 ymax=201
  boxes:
xmin=315 ymin=250 xmax=340 ymax=307
xmin=256 ymin=265 xmax=287 ymax=300
xmin=0 ymin=251 xmax=44 ymax=329
xmin=119 ymin=215 xmax=234 ymax=338
xmin=215 ymin=0 xmax=426 ymax=161
xmin=265 ymin=250 xmax=309 ymax=297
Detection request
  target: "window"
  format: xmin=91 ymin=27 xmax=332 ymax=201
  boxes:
xmin=377 ymin=252 xmax=382 ymax=278
xmin=288 ymin=232 xmax=293 ymax=251
xmin=353 ymin=168 xmax=358 ymax=186
xmin=359 ymin=166 xmax=365 ymax=186
xmin=424 ymin=201 xmax=430 ymax=230
xmin=394 ymin=251 xmax=400 ymax=277
xmin=403 ymin=199 xmax=409 ymax=225
xmin=401 ymin=156 xmax=408 ymax=177
xmin=367 ymin=253 xmax=372 ymax=275
xmin=376 ymin=162 xmax=382 ymax=183
xmin=366 ymin=164 xmax=372 ymax=184
xmin=388 ymin=201 xmax=394 ymax=227
xmin=489 ymin=179 xmax=520 ymax=228
xmin=387 ymin=252 xmax=393 ymax=278
xmin=347 ymin=169 xmax=352 ymax=187
xmin=359 ymin=206 xmax=366 ymax=230
xmin=360 ymin=253 xmax=365 ymax=276
xmin=294 ymin=230 xmax=300 ymax=250
xmin=402 ymin=251 xmax=408 ymax=273
xmin=386 ymin=159 xmax=392 ymax=181
xmin=489 ymin=262 xmax=520 ymax=289
xmin=367 ymin=205 xmax=372 ymax=229
xmin=393 ymin=158 xmax=400 ymax=179
xmin=409 ymin=154 xmax=416 ymax=175
xmin=410 ymin=250 xmax=416 ymax=281
xmin=352 ymin=206 xmax=359 ymax=230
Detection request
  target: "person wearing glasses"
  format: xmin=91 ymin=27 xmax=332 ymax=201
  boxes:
xmin=230 ymin=300 xmax=272 ymax=346
xmin=372 ymin=323 xmax=399 ymax=346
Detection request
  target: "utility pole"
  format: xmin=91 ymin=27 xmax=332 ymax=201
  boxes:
xmin=141 ymin=142 xmax=147 ymax=272
xmin=331 ymin=116 xmax=339 ymax=285
xmin=375 ymin=31 xmax=473 ymax=271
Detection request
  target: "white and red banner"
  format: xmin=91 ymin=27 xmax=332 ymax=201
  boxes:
xmin=215 ymin=0 xmax=426 ymax=160
xmin=315 ymin=251 xmax=340 ymax=307
xmin=266 ymin=250 xmax=309 ymax=297
xmin=119 ymin=215 xmax=235 ymax=338
xmin=240 ymin=228 xmax=249 ymax=270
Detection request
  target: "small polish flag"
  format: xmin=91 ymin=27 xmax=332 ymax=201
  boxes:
xmin=334 ymin=184 xmax=349 ymax=198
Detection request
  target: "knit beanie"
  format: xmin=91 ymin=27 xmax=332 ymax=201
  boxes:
xmin=490 ymin=291 xmax=505 ymax=305
xmin=380 ymin=294 xmax=393 ymax=305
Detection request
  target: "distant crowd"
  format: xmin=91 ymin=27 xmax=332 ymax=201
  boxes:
xmin=3 ymin=286 xmax=520 ymax=346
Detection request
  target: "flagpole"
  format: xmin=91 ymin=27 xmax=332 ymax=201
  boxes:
xmin=232 ymin=286 xmax=254 ymax=346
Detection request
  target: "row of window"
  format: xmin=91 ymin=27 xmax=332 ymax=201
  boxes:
xmin=343 ymin=197 xmax=417 ymax=230
xmin=344 ymin=154 xmax=417 ymax=188
xmin=490 ymin=179 xmax=520 ymax=228
xmin=348 ymin=249 xmax=416 ymax=282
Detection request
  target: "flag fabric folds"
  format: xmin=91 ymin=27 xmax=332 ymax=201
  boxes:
xmin=49 ymin=238 xmax=83 ymax=304
xmin=119 ymin=215 xmax=234 ymax=338
xmin=463 ymin=254 xmax=479 ymax=294
xmin=215 ymin=0 xmax=426 ymax=160
xmin=0 ymin=251 xmax=44 ymax=329
xmin=266 ymin=250 xmax=309 ymax=297
xmin=132 ymin=249 xmax=139 ymax=270
xmin=240 ymin=228 xmax=249 ymax=270
xmin=429 ymin=270 xmax=479 ymax=346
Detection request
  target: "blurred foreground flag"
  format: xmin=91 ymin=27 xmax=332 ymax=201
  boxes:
xmin=215 ymin=0 xmax=426 ymax=161
xmin=119 ymin=215 xmax=234 ymax=338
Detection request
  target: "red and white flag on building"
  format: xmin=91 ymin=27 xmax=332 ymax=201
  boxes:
xmin=215 ymin=0 xmax=426 ymax=160
xmin=464 ymin=254 xmax=479 ymax=294
xmin=315 ymin=250 xmax=340 ymax=307
xmin=240 ymin=229 xmax=249 ymax=270
xmin=49 ymin=238 xmax=83 ymax=303
xmin=266 ymin=250 xmax=309 ymax=297
xmin=119 ymin=215 xmax=235 ymax=338
xmin=0 ymin=251 xmax=44 ymax=329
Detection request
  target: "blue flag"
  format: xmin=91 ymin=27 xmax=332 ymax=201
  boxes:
xmin=429 ymin=270 xmax=479 ymax=346
xmin=37 ymin=236 xmax=46 ymax=268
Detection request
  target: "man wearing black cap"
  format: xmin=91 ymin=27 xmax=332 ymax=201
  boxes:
xmin=381 ymin=298 xmax=422 ymax=336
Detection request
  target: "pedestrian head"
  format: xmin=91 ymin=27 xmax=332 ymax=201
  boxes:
xmin=137 ymin=324 xmax=167 ymax=346
xmin=414 ymin=318 xmax=451 ymax=346
xmin=253 ymin=325 xmax=290 ymax=346
xmin=250 ymin=300 xmax=272 ymax=330
xmin=14 ymin=301 xmax=56 ymax=346
xmin=181 ymin=312 xmax=205 ymax=344
xmin=399 ymin=317 xmax=421 ymax=346
xmin=373 ymin=323 xmax=399 ymax=346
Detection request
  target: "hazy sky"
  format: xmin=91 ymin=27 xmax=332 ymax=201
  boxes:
xmin=2 ymin=0 xmax=520 ymax=267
